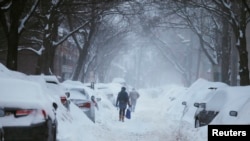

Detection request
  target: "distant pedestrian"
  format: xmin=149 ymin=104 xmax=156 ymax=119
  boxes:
xmin=129 ymin=88 xmax=140 ymax=112
xmin=116 ymin=87 xmax=131 ymax=122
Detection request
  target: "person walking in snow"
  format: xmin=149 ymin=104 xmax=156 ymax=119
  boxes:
xmin=129 ymin=88 xmax=140 ymax=112
xmin=116 ymin=87 xmax=131 ymax=122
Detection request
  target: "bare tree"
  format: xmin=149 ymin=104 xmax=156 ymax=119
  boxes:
xmin=193 ymin=0 xmax=250 ymax=85
xmin=149 ymin=0 xmax=249 ymax=86
xmin=0 ymin=0 xmax=38 ymax=70
xmin=64 ymin=1 xmax=116 ymax=81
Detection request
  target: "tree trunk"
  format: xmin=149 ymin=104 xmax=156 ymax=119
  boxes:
xmin=6 ymin=0 xmax=26 ymax=70
xmin=237 ymin=37 xmax=249 ymax=86
xmin=221 ymin=22 xmax=230 ymax=84
xmin=39 ymin=14 xmax=59 ymax=74
xmin=230 ymin=37 xmax=238 ymax=86
xmin=72 ymin=48 xmax=87 ymax=81
xmin=236 ymin=6 xmax=250 ymax=86
xmin=72 ymin=16 xmax=97 ymax=80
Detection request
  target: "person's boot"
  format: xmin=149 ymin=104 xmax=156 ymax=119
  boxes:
xmin=121 ymin=116 xmax=124 ymax=122
xmin=119 ymin=115 xmax=122 ymax=121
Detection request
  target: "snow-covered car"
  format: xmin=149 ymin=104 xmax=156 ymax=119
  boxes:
xmin=94 ymin=83 xmax=116 ymax=105
xmin=0 ymin=78 xmax=58 ymax=141
xmin=69 ymin=89 xmax=96 ymax=122
xmin=112 ymin=77 xmax=126 ymax=86
xmin=29 ymin=75 xmax=70 ymax=111
xmin=209 ymin=86 xmax=250 ymax=125
xmin=61 ymin=80 xmax=98 ymax=123
xmin=194 ymin=86 xmax=250 ymax=127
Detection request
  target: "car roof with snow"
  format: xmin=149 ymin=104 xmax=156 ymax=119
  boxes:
xmin=206 ymin=86 xmax=250 ymax=111
xmin=62 ymin=80 xmax=96 ymax=97
xmin=0 ymin=78 xmax=53 ymax=110
xmin=208 ymin=86 xmax=250 ymax=124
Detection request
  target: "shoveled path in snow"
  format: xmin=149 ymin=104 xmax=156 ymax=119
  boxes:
xmin=57 ymin=85 xmax=205 ymax=141
xmin=92 ymin=89 xmax=185 ymax=141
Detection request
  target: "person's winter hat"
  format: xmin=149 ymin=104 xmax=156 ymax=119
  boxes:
xmin=121 ymin=87 xmax=126 ymax=91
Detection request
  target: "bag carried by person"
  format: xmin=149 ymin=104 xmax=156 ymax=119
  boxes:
xmin=125 ymin=108 xmax=131 ymax=119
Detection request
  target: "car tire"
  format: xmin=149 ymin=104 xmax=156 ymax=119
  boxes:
xmin=195 ymin=118 xmax=200 ymax=128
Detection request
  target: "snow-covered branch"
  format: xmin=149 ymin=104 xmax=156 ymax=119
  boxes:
xmin=0 ymin=0 xmax=12 ymax=10
xmin=18 ymin=45 xmax=44 ymax=56
xmin=53 ymin=21 xmax=89 ymax=47
xmin=18 ymin=0 xmax=39 ymax=34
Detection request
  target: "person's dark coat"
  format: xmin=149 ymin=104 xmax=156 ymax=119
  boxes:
xmin=116 ymin=87 xmax=130 ymax=109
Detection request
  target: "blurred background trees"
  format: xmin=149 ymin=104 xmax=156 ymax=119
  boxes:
xmin=0 ymin=0 xmax=249 ymax=87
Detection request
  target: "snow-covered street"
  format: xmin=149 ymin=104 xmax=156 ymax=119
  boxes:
xmin=94 ymin=90 xmax=172 ymax=141
xmin=57 ymin=84 xmax=206 ymax=141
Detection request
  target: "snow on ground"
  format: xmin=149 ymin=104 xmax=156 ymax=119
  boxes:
xmin=56 ymin=83 xmax=207 ymax=141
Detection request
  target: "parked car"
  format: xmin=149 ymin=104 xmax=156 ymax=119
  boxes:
xmin=0 ymin=78 xmax=58 ymax=141
xmin=61 ymin=80 xmax=99 ymax=123
xmin=69 ymin=89 xmax=96 ymax=122
xmin=210 ymin=86 xmax=250 ymax=125
xmin=94 ymin=83 xmax=116 ymax=105
xmin=111 ymin=77 xmax=126 ymax=86
xmin=29 ymin=75 xmax=70 ymax=111
xmin=194 ymin=86 xmax=250 ymax=127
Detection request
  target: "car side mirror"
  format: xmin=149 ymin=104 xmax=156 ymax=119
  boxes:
xmin=0 ymin=108 xmax=4 ymax=117
xmin=229 ymin=111 xmax=238 ymax=117
xmin=194 ymin=103 xmax=199 ymax=108
xmin=182 ymin=101 xmax=187 ymax=106
xmin=53 ymin=102 xmax=58 ymax=111
xmin=65 ymin=92 xmax=70 ymax=98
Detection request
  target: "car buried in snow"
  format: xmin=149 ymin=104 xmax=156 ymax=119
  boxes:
xmin=194 ymin=86 xmax=250 ymax=128
xmin=0 ymin=78 xmax=58 ymax=141
xmin=28 ymin=75 xmax=71 ymax=111
xmin=94 ymin=83 xmax=116 ymax=106
xmin=61 ymin=80 xmax=100 ymax=123
xmin=210 ymin=87 xmax=250 ymax=125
